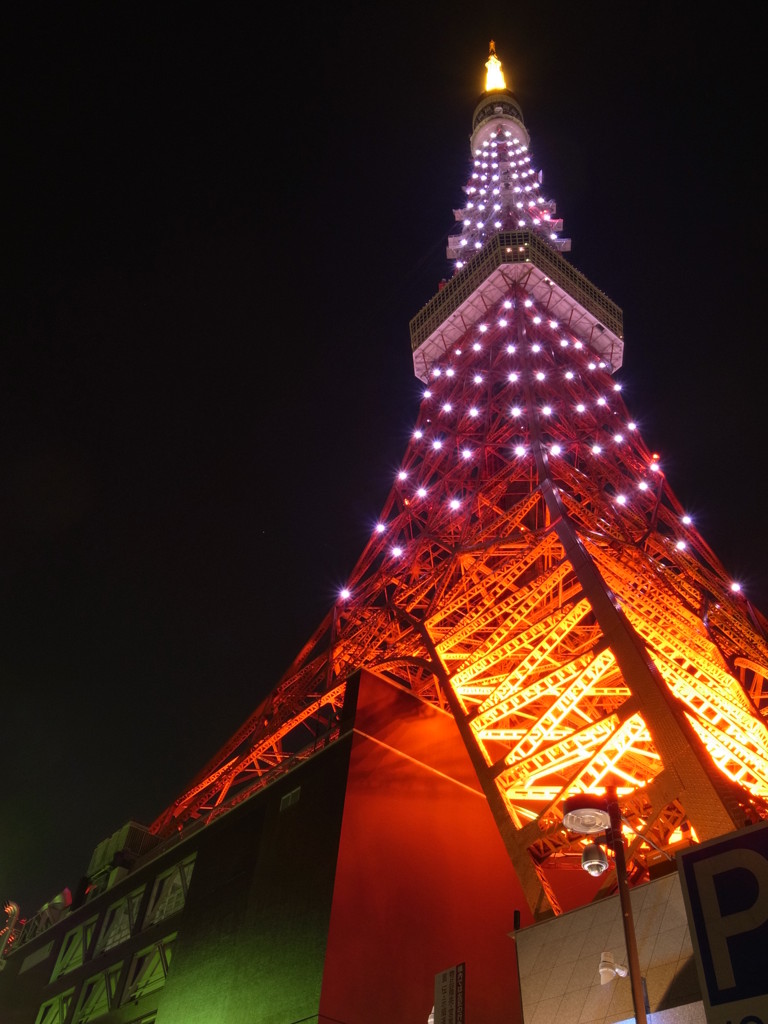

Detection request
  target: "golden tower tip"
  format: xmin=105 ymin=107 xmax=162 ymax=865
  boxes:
xmin=485 ymin=40 xmax=507 ymax=92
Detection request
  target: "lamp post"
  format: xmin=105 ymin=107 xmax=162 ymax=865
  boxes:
xmin=562 ymin=785 xmax=648 ymax=1024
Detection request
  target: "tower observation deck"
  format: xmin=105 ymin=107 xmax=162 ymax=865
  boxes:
xmin=150 ymin=44 xmax=768 ymax=918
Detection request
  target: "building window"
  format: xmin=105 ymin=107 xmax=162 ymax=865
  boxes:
xmin=94 ymin=886 xmax=145 ymax=955
xmin=122 ymin=934 xmax=175 ymax=1002
xmin=144 ymin=856 xmax=195 ymax=927
xmin=20 ymin=940 xmax=54 ymax=974
xmin=280 ymin=786 xmax=301 ymax=811
xmin=50 ymin=918 xmax=97 ymax=979
xmin=74 ymin=964 xmax=121 ymax=1022
xmin=34 ymin=989 xmax=74 ymax=1024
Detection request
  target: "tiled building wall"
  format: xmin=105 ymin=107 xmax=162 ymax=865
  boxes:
xmin=514 ymin=872 xmax=706 ymax=1024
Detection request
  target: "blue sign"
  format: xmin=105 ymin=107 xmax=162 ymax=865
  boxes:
xmin=678 ymin=820 xmax=768 ymax=1024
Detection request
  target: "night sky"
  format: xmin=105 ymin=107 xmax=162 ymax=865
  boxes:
xmin=4 ymin=6 xmax=766 ymax=915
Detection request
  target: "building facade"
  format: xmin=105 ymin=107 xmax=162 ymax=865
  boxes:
xmin=1 ymin=672 xmax=530 ymax=1023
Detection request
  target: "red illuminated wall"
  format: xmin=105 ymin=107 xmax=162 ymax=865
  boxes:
xmin=320 ymin=670 xmax=531 ymax=1023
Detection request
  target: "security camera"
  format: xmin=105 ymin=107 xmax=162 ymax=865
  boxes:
xmin=581 ymin=841 xmax=609 ymax=876
xmin=599 ymin=951 xmax=628 ymax=984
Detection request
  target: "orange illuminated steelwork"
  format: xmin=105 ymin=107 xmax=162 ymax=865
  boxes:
xmin=151 ymin=45 xmax=768 ymax=918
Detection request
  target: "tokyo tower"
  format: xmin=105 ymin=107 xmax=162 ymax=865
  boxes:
xmin=150 ymin=42 xmax=768 ymax=919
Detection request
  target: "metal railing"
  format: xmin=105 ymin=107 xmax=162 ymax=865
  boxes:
xmin=409 ymin=232 xmax=623 ymax=353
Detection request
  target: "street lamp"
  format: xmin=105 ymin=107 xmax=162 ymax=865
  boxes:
xmin=562 ymin=785 xmax=648 ymax=1024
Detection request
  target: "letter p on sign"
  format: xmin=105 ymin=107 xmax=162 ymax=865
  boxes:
xmin=679 ymin=821 xmax=768 ymax=1024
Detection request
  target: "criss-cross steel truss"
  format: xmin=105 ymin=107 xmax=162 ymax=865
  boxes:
xmin=151 ymin=67 xmax=768 ymax=918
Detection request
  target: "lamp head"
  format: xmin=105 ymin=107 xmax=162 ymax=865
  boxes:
xmin=562 ymin=793 xmax=611 ymax=834
xmin=581 ymin=841 xmax=609 ymax=876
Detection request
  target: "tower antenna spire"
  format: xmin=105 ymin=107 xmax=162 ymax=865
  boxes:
xmin=485 ymin=38 xmax=507 ymax=91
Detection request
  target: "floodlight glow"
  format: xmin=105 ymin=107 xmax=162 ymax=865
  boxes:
xmin=484 ymin=42 xmax=507 ymax=90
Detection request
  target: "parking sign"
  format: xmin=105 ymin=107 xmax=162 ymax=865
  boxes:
xmin=678 ymin=820 xmax=768 ymax=1024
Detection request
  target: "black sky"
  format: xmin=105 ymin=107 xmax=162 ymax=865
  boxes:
xmin=3 ymin=5 xmax=766 ymax=914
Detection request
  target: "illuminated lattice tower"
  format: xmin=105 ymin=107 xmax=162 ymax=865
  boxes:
xmin=152 ymin=44 xmax=768 ymax=917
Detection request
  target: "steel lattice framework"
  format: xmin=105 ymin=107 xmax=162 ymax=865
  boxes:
xmin=151 ymin=57 xmax=768 ymax=918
